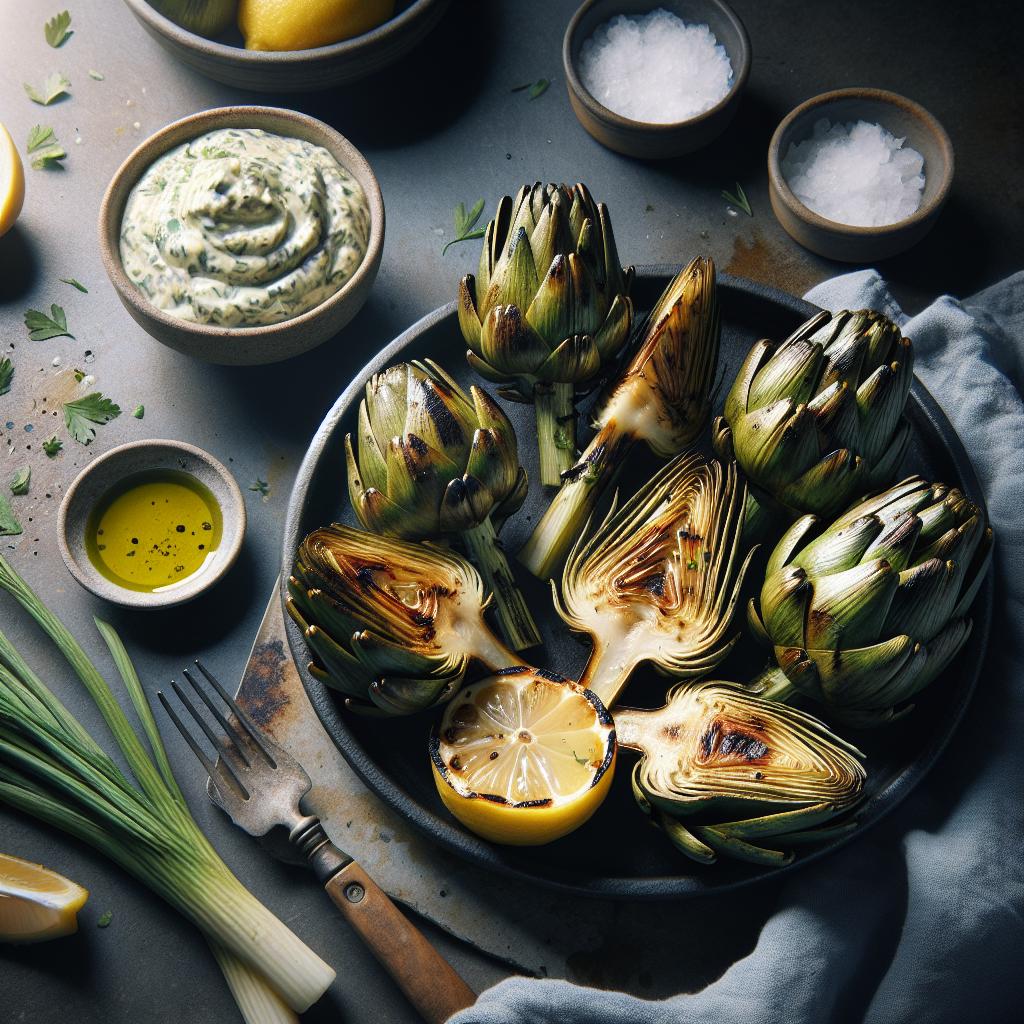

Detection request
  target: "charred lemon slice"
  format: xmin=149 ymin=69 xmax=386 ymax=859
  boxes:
xmin=430 ymin=667 xmax=616 ymax=845
xmin=0 ymin=852 xmax=89 ymax=943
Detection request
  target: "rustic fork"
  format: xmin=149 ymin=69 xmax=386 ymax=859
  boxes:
xmin=159 ymin=660 xmax=476 ymax=1024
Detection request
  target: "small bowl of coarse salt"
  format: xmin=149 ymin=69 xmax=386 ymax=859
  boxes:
xmin=768 ymin=88 xmax=954 ymax=262
xmin=563 ymin=0 xmax=751 ymax=159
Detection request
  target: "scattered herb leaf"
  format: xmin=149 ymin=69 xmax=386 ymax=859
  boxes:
xmin=132 ymin=404 xmax=144 ymax=419
xmin=250 ymin=478 xmax=270 ymax=498
xmin=645 ymin=203 xmax=654 ymax=212
xmin=43 ymin=436 xmax=63 ymax=457
xmin=61 ymin=277 xmax=88 ymax=293
xmin=721 ymin=182 xmax=753 ymax=217
xmin=0 ymin=494 xmax=23 ymax=537
xmin=26 ymin=124 xmax=66 ymax=169
xmin=97 ymin=910 xmax=113 ymax=928
xmin=24 ymin=72 xmax=71 ymax=106
xmin=24 ymin=304 xmax=73 ymax=341
xmin=63 ymin=393 xmax=121 ymax=444
xmin=512 ymin=78 xmax=550 ymax=99
xmin=0 ymin=358 xmax=13 ymax=397
xmin=45 ymin=11 xmax=72 ymax=48
xmin=88 ymin=69 xmax=104 ymax=81
xmin=10 ymin=467 xmax=31 ymax=496
xmin=72 ymin=368 xmax=86 ymax=382
xmin=572 ymin=750 xmax=589 ymax=766
xmin=442 ymin=199 xmax=486 ymax=255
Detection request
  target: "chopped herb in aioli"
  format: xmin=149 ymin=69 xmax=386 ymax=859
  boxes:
xmin=119 ymin=128 xmax=371 ymax=327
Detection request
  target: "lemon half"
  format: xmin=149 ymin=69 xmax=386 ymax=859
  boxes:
xmin=0 ymin=123 xmax=26 ymax=238
xmin=0 ymin=853 xmax=89 ymax=943
xmin=430 ymin=668 xmax=617 ymax=845
xmin=239 ymin=0 xmax=396 ymax=51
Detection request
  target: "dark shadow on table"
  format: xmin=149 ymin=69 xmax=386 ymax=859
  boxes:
xmin=0 ymin=225 xmax=41 ymax=305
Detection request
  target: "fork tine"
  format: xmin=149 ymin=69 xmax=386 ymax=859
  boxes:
xmin=157 ymin=690 xmax=236 ymax=803
xmin=170 ymin=679 xmax=250 ymax=799
xmin=181 ymin=668 xmax=252 ymax=768
xmin=194 ymin=659 xmax=278 ymax=768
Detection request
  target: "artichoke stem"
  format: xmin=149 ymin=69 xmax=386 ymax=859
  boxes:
xmin=749 ymin=666 xmax=798 ymax=703
xmin=607 ymin=706 xmax=649 ymax=750
xmin=578 ymin=640 xmax=636 ymax=709
xmin=461 ymin=517 xmax=542 ymax=652
xmin=535 ymin=382 xmax=577 ymax=487
xmin=518 ymin=423 xmax=634 ymax=580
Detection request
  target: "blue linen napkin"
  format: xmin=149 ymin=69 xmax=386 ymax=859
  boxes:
xmin=450 ymin=270 xmax=1024 ymax=1023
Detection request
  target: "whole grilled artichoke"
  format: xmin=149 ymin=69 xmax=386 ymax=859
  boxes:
xmin=458 ymin=183 xmax=634 ymax=485
xmin=288 ymin=525 xmax=523 ymax=714
xmin=749 ymin=475 xmax=993 ymax=726
xmin=713 ymin=309 xmax=913 ymax=528
xmin=346 ymin=359 xmax=540 ymax=651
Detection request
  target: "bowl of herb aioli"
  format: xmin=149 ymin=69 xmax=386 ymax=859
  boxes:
xmin=99 ymin=106 xmax=385 ymax=365
xmin=58 ymin=440 xmax=246 ymax=609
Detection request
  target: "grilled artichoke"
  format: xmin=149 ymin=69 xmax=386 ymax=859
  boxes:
xmin=749 ymin=475 xmax=993 ymax=726
xmin=345 ymin=359 xmax=541 ymax=651
xmin=616 ymin=681 xmax=865 ymax=865
xmin=288 ymin=525 xmax=524 ymax=714
xmin=713 ymin=309 xmax=913 ymax=529
xmin=555 ymin=453 xmax=753 ymax=707
xmin=458 ymin=183 xmax=634 ymax=486
xmin=520 ymin=256 xmax=720 ymax=579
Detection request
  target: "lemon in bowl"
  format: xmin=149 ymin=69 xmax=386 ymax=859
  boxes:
xmin=239 ymin=0 xmax=396 ymax=50
xmin=430 ymin=668 xmax=617 ymax=846
xmin=0 ymin=123 xmax=26 ymax=238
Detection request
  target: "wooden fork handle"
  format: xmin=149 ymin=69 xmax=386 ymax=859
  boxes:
xmin=325 ymin=861 xmax=477 ymax=1023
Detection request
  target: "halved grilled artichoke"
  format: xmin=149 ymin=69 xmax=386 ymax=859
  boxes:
xmin=616 ymin=681 xmax=866 ymax=865
xmin=555 ymin=452 xmax=753 ymax=707
xmin=288 ymin=525 xmax=522 ymax=715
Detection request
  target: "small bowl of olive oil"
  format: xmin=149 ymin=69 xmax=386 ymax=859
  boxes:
xmin=59 ymin=440 xmax=246 ymax=608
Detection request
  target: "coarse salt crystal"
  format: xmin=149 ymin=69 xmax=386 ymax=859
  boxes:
xmin=578 ymin=9 xmax=733 ymax=124
xmin=781 ymin=118 xmax=926 ymax=227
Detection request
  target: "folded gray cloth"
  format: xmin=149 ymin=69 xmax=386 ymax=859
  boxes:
xmin=451 ymin=270 xmax=1024 ymax=1024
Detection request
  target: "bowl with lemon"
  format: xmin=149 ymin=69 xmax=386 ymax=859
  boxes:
xmin=123 ymin=0 xmax=451 ymax=92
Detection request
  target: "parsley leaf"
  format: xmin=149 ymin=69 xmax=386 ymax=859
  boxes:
xmin=24 ymin=304 xmax=73 ymax=341
xmin=10 ymin=467 xmax=31 ymax=496
xmin=43 ymin=436 xmax=63 ymax=457
xmin=61 ymin=277 xmax=88 ymax=293
xmin=24 ymin=72 xmax=71 ymax=106
xmin=0 ymin=494 xmax=22 ymax=537
xmin=250 ymin=478 xmax=270 ymax=498
xmin=64 ymin=392 xmax=121 ymax=444
xmin=97 ymin=910 xmax=113 ymax=928
xmin=442 ymin=199 xmax=486 ymax=255
xmin=132 ymin=404 xmax=144 ymax=419
xmin=45 ymin=11 xmax=72 ymax=48
xmin=0 ymin=358 xmax=13 ymax=397
xmin=27 ymin=125 xmax=66 ymax=169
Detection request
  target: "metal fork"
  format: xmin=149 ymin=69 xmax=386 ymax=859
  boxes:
xmin=159 ymin=660 xmax=476 ymax=1024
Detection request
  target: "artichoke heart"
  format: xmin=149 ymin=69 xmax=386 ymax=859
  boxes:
xmin=520 ymin=256 xmax=720 ymax=579
xmin=749 ymin=475 xmax=994 ymax=726
xmin=289 ymin=525 xmax=523 ymax=715
xmin=557 ymin=452 xmax=753 ymax=706
xmin=713 ymin=309 xmax=913 ymax=527
xmin=616 ymin=681 xmax=865 ymax=865
xmin=345 ymin=358 xmax=541 ymax=651
xmin=459 ymin=183 xmax=635 ymax=486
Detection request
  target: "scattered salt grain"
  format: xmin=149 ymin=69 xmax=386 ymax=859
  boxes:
xmin=781 ymin=118 xmax=925 ymax=227
xmin=579 ymin=9 xmax=732 ymax=124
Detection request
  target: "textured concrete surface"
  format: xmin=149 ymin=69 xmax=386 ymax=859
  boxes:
xmin=1 ymin=0 xmax=1021 ymax=1021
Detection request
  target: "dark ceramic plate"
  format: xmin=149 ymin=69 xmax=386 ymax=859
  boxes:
xmin=281 ymin=268 xmax=991 ymax=900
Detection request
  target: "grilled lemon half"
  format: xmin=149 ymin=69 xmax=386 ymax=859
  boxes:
xmin=430 ymin=667 xmax=616 ymax=845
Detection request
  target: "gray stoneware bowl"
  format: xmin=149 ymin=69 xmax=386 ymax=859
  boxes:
xmin=121 ymin=0 xmax=451 ymax=92
xmin=98 ymin=106 xmax=385 ymax=366
xmin=58 ymin=439 xmax=246 ymax=610
xmin=768 ymin=88 xmax=954 ymax=262
xmin=563 ymin=0 xmax=750 ymax=159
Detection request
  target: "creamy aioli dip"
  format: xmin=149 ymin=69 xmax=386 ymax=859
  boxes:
xmin=120 ymin=128 xmax=370 ymax=327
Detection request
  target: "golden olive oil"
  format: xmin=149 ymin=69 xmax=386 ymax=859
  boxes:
xmin=85 ymin=470 xmax=223 ymax=593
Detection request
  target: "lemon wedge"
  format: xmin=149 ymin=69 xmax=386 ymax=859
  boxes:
xmin=0 ymin=123 xmax=26 ymax=239
xmin=238 ymin=0 xmax=396 ymax=51
xmin=0 ymin=853 xmax=89 ymax=943
xmin=430 ymin=668 xmax=617 ymax=845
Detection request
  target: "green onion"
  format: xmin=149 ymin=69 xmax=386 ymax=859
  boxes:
xmin=0 ymin=553 xmax=332 ymax=1017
